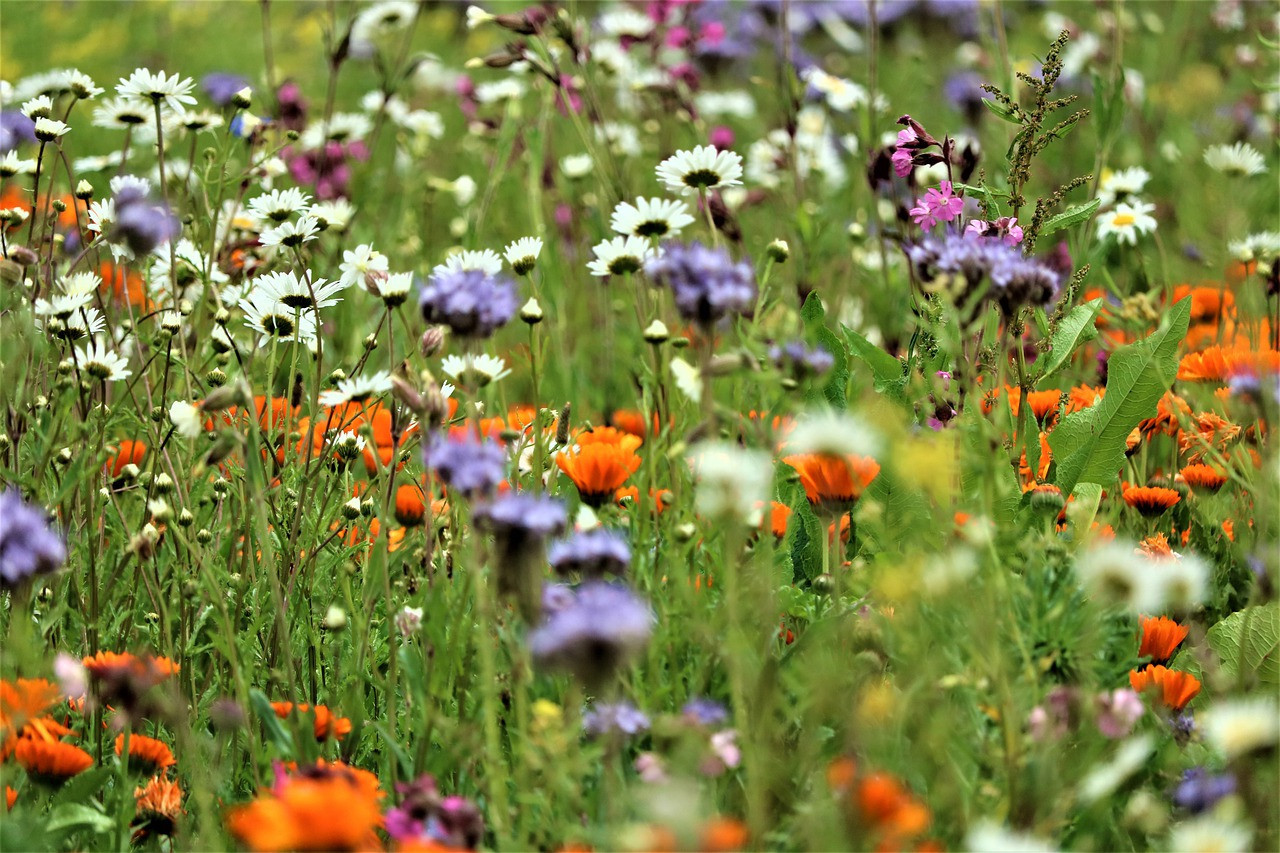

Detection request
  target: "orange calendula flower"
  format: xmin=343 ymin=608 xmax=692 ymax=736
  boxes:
xmin=782 ymin=453 xmax=880 ymax=511
xmin=105 ymin=439 xmax=148 ymax=478
xmin=1067 ymin=385 xmax=1105 ymax=413
xmin=856 ymin=772 xmax=931 ymax=840
xmin=82 ymin=651 xmax=179 ymax=682
xmin=1017 ymin=433 xmax=1053 ymax=486
xmin=1122 ymin=486 xmax=1180 ymax=518
xmin=557 ymin=429 xmax=643 ymax=507
xmin=767 ymin=501 xmax=791 ymax=540
xmin=1138 ymin=616 xmax=1189 ymax=665
xmin=394 ymin=483 xmax=427 ymax=527
xmin=270 ymin=702 xmax=352 ymax=742
xmin=116 ymin=733 xmax=175 ymax=774
xmin=826 ymin=756 xmax=858 ymax=792
xmin=1172 ymin=284 xmax=1234 ymax=324
xmin=226 ymin=763 xmax=383 ymax=852
xmin=134 ymin=775 xmax=184 ymax=837
xmin=1179 ymin=463 xmax=1227 ymax=493
xmin=5 ymin=786 xmax=16 ymax=809
xmin=1138 ymin=392 xmax=1191 ymax=436
xmin=1177 ymin=345 xmax=1280 ymax=382
xmin=99 ymin=261 xmax=150 ymax=309
xmin=0 ymin=678 xmax=61 ymax=734
xmin=1178 ymin=412 xmax=1241 ymax=461
xmin=615 ymin=486 xmax=674 ymax=513
xmin=1129 ymin=665 xmax=1200 ymax=711
xmin=1023 ymin=388 xmax=1064 ymax=426
xmin=1138 ymin=533 xmax=1176 ymax=560
xmin=699 ymin=817 xmax=749 ymax=852
xmin=14 ymin=738 xmax=94 ymax=785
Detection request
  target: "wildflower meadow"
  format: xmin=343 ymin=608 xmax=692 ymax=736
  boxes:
xmin=2 ymin=1 xmax=1279 ymax=850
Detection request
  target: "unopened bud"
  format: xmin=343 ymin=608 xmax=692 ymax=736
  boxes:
xmin=420 ymin=326 xmax=446 ymax=357
xmin=643 ymin=319 xmax=669 ymax=344
xmin=391 ymin=376 xmax=426 ymax=415
xmin=555 ymin=403 xmax=571 ymax=445
xmin=74 ymin=180 xmax=93 ymax=200
xmin=342 ymin=497 xmax=361 ymax=520
xmin=323 ymin=605 xmax=348 ymax=630
xmin=153 ymin=472 xmax=175 ymax=494
xmin=232 ymin=88 xmax=253 ymax=109
xmin=205 ymin=368 xmax=227 ymax=387
xmin=196 ymin=528 xmax=213 ymax=544
xmin=177 ymin=508 xmax=195 ymax=527
xmin=766 ymin=239 xmax=790 ymax=263
xmin=520 ymin=297 xmax=543 ymax=324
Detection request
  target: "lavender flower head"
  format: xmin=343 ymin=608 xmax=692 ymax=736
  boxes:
xmin=583 ymin=701 xmax=650 ymax=738
xmin=418 ymin=268 xmax=517 ymax=338
xmin=1 ymin=489 xmax=67 ymax=589
xmin=111 ymin=185 xmax=179 ymax=256
xmin=682 ymin=697 xmax=729 ymax=727
xmin=548 ymin=528 xmax=631 ymax=578
xmin=906 ymin=231 xmax=1060 ymax=317
xmin=201 ymin=72 xmax=251 ymax=106
xmin=1173 ymin=768 xmax=1237 ymax=814
xmin=645 ymin=241 xmax=756 ymax=327
xmin=475 ymin=492 xmax=567 ymax=620
xmin=422 ymin=432 xmax=507 ymax=497
xmin=529 ymin=581 xmax=653 ymax=688
xmin=769 ymin=340 xmax=835 ymax=379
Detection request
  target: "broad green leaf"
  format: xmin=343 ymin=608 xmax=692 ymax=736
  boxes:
xmin=780 ymin=474 xmax=822 ymax=584
xmin=981 ymin=97 xmax=1020 ymax=123
xmin=1207 ymin=603 xmax=1280 ymax=685
xmin=840 ymin=324 xmax=906 ymax=399
xmin=1065 ymin=482 xmax=1103 ymax=534
xmin=801 ymin=294 xmax=850 ymax=408
xmin=1040 ymin=199 xmax=1101 ymax=238
xmin=1050 ymin=298 xmax=1191 ymax=496
xmin=1037 ymin=298 xmax=1103 ymax=385
xmin=45 ymin=803 xmax=114 ymax=835
xmin=51 ymin=767 xmax=113 ymax=808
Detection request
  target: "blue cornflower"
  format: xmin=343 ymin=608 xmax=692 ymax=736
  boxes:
xmin=645 ymin=241 xmax=756 ymax=327
xmin=418 ymin=268 xmax=517 ymax=339
xmin=548 ymin=528 xmax=631 ymax=578
xmin=1 ymin=489 xmax=67 ymax=589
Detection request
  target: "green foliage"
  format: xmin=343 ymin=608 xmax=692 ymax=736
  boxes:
xmin=1208 ymin=604 xmax=1280 ymax=685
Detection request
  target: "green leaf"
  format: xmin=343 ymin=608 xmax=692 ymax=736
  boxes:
xmin=45 ymin=803 xmax=114 ymax=835
xmin=1036 ymin=298 xmax=1103 ymax=385
xmin=960 ymin=413 xmax=1021 ymax=520
xmin=801 ymin=293 xmax=850 ymax=408
xmin=1050 ymin=298 xmax=1191 ymax=496
xmin=981 ymin=97 xmax=1021 ymax=124
xmin=1040 ymin=199 xmax=1101 ymax=239
xmin=840 ymin=324 xmax=906 ymax=399
xmin=1207 ymin=603 xmax=1280 ymax=685
xmin=368 ymin=722 xmax=416 ymax=779
xmin=1065 ymin=482 xmax=1103 ymax=533
xmin=780 ymin=474 xmax=822 ymax=584
xmin=249 ymin=688 xmax=296 ymax=756
xmin=51 ymin=767 xmax=113 ymax=808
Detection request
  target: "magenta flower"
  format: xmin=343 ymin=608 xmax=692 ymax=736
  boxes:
xmin=966 ymin=216 xmax=1024 ymax=246
xmin=891 ymin=146 xmax=914 ymax=177
xmin=909 ymin=180 xmax=964 ymax=230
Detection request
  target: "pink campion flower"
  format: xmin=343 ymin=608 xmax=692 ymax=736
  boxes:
xmin=699 ymin=20 xmax=726 ymax=48
xmin=1096 ymin=689 xmax=1144 ymax=739
xmin=966 ymin=216 xmax=1024 ymax=245
xmin=891 ymin=146 xmax=914 ymax=177
xmin=710 ymin=125 xmax=735 ymax=150
xmin=909 ymin=180 xmax=964 ymax=230
xmin=665 ymin=25 xmax=691 ymax=48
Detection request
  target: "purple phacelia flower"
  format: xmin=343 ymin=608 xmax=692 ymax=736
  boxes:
xmin=529 ymin=581 xmax=653 ymax=688
xmin=548 ymin=528 xmax=631 ymax=578
xmin=645 ymin=241 xmax=756 ymax=327
xmin=418 ymin=268 xmax=517 ymax=339
xmin=111 ymin=186 xmax=179 ymax=256
xmin=769 ymin=340 xmax=836 ymax=378
xmin=682 ymin=697 xmax=729 ymax=727
xmin=0 ymin=111 xmax=36 ymax=152
xmin=201 ymin=72 xmax=251 ymax=106
xmin=1 ymin=489 xmax=67 ymax=589
xmin=422 ymin=433 xmax=507 ymax=497
xmin=906 ymin=231 xmax=1061 ymax=317
xmin=1095 ymin=688 xmax=1144 ymax=738
xmin=1173 ymin=768 xmax=1237 ymax=814
xmin=475 ymin=492 xmax=566 ymax=620
xmin=583 ymin=701 xmax=650 ymax=738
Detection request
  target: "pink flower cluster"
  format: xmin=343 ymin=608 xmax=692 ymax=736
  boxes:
xmin=966 ymin=216 xmax=1025 ymax=246
xmin=909 ymin=180 xmax=964 ymax=230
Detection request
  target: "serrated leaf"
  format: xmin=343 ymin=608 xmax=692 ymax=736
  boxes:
xmin=780 ymin=475 xmax=822 ymax=584
xmin=801 ymin=294 xmax=850 ymax=408
xmin=1040 ymin=199 xmax=1101 ymax=238
xmin=51 ymin=766 xmax=113 ymax=808
xmin=840 ymin=324 xmax=906 ymax=399
xmin=981 ymin=97 xmax=1020 ymax=123
xmin=1036 ymin=298 xmax=1103 ymax=385
xmin=1207 ymin=603 xmax=1280 ymax=685
xmin=1050 ymin=298 xmax=1191 ymax=496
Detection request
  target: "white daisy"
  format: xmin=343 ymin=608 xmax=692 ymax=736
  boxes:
xmin=474 ymin=79 xmax=528 ymax=105
xmin=318 ymin=370 xmax=395 ymax=408
xmin=246 ymin=188 xmax=312 ymax=225
xmin=440 ymin=353 xmax=510 ymax=387
xmin=399 ymin=109 xmax=444 ymax=139
xmin=656 ymin=144 xmax=744 ymax=195
xmin=44 ymin=306 xmax=105 ymax=342
xmin=92 ymin=98 xmax=151 ymax=130
xmin=361 ymin=90 xmax=408 ymax=123
xmin=1199 ymin=697 xmax=1280 ymax=760
xmin=1097 ymin=166 xmax=1151 ymax=208
xmin=110 ymin=174 xmax=152 ymax=196
xmin=691 ymin=442 xmax=773 ymax=523
xmin=21 ymin=95 xmax=53 ymax=119
xmin=597 ymin=7 xmax=654 ymax=38
xmin=299 ymin=112 xmax=372 ymax=147
xmin=169 ymin=400 xmax=204 ymax=438
xmin=150 ymin=238 xmax=224 ymax=305
xmin=75 ymin=340 xmax=132 ymax=382
xmin=1228 ymin=231 xmax=1280 ymax=263
xmin=504 ymin=237 xmax=543 ymax=275
xmin=434 ymin=248 xmax=503 ymax=277
xmin=351 ymin=0 xmax=417 ymax=46
xmin=785 ymin=411 xmax=882 ymax=459
xmin=1096 ymin=200 xmax=1157 ymax=245
xmin=451 ymin=175 xmax=477 ymax=206
xmin=85 ymin=198 xmax=115 ymax=237
xmin=694 ymin=91 xmax=757 ymax=120
xmin=239 ymin=290 xmax=319 ymax=346
xmin=259 ymin=215 xmax=320 ymax=248
xmin=596 ymin=122 xmax=641 ymax=157
xmin=1078 ymin=734 xmax=1154 ymax=802
xmin=561 ymin=153 xmax=594 ymax=179
xmin=610 ymin=197 xmax=695 ymax=238
xmin=59 ymin=272 xmax=101 ymax=298
xmin=178 ymin=111 xmax=224 ymax=133
xmin=1203 ymin=142 xmax=1266 ymax=177
xmin=375 ymin=272 xmax=415 ymax=307
xmin=339 ymin=244 xmax=389 ymax=289
xmin=309 ymin=199 xmax=355 ymax=230
xmin=587 ymin=236 xmax=657 ymax=277
xmin=1075 ymin=541 xmax=1162 ymax=612
xmin=669 ymin=357 xmax=701 ymax=403
xmin=65 ymin=70 xmax=103 ymax=100
xmin=34 ymin=292 xmax=94 ymax=318
xmin=963 ymin=822 xmax=1056 ymax=853
xmin=33 ymin=118 xmax=70 ymax=142
xmin=251 ymin=270 xmax=346 ymax=310
xmin=1167 ymin=817 xmax=1253 ymax=853
xmin=116 ymin=68 xmax=197 ymax=113
xmin=801 ymin=67 xmax=869 ymax=112
xmin=0 ymin=151 xmax=37 ymax=178
xmin=1155 ymin=551 xmax=1208 ymax=610
xmin=72 ymin=152 xmax=126 ymax=175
